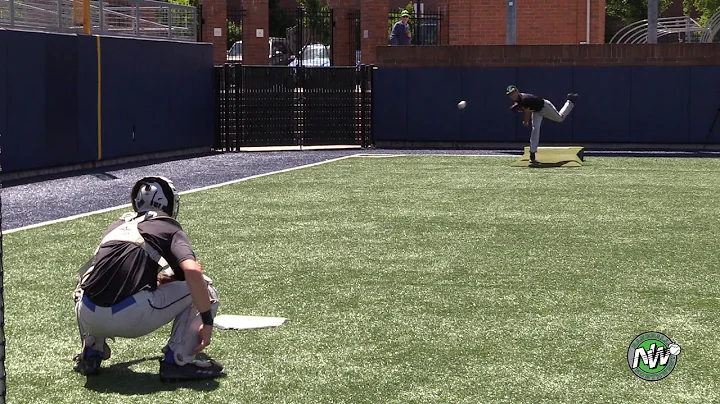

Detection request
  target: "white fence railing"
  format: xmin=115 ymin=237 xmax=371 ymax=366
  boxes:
xmin=0 ymin=0 xmax=197 ymax=42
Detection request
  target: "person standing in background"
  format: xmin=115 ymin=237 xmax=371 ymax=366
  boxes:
xmin=390 ymin=10 xmax=412 ymax=45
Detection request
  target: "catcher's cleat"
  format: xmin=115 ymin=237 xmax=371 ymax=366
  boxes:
xmin=73 ymin=347 xmax=104 ymax=376
xmin=159 ymin=358 xmax=225 ymax=382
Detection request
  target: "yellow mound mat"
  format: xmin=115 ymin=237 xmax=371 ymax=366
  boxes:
xmin=511 ymin=146 xmax=585 ymax=167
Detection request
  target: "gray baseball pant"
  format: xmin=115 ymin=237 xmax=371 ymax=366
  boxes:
xmin=75 ymin=279 xmax=219 ymax=366
xmin=530 ymin=99 xmax=575 ymax=153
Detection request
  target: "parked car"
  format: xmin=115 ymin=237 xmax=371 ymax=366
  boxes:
xmin=288 ymin=43 xmax=330 ymax=67
xmin=226 ymin=38 xmax=294 ymax=65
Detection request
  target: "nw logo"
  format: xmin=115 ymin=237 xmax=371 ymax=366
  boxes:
xmin=627 ymin=332 xmax=681 ymax=381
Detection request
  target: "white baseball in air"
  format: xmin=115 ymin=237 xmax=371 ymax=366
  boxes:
xmin=669 ymin=344 xmax=681 ymax=355
xmin=457 ymin=100 xmax=467 ymax=110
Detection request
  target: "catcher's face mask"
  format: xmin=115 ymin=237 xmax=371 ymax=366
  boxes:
xmin=131 ymin=176 xmax=180 ymax=219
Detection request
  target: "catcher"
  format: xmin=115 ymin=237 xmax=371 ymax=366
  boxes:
xmin=72 ymin=176 xmax=224 ymax=381
xmin=507 ymin=85 xmax=578 ymax=163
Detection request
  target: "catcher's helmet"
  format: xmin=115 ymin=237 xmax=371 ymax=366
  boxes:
xmin=131 ymin=176 xmax=180 ymax=219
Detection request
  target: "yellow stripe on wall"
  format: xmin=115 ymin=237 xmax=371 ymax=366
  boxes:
xmin=96 ymin=34 xmax=102 ymax=161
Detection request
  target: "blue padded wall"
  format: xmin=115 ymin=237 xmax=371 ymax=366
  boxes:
xmin=45 ymin=33 xmax=80 ymax=167
xmin=5 ymin=30 xmax=48 ymax=172
xmin=100 ymin=37 xmax=213 ymax=161
xmin=689 ymin=66 xmax=720 ymax=144
xmin=461 ymin=67 xmax=517 ymax=142
xmin=572 ymin=67 xmax=632 ymax=143
xmin=372 ymin=65 xmax=714 ymax=146
xmin=0 ymin=30 xmax=6 ymax=161
xmin=372 ymin=68 xmax=408 ymax=141
xmin=630 ymin=66 xmax=690 ymax=143
xmin=406 ymin=68 xmax=463 ymax=142
xmin=76 ymin=35 xmax=99 ymax=163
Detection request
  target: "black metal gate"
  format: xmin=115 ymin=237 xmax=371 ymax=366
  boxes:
xmin=214 ymin=64 xmax=373 ymax=149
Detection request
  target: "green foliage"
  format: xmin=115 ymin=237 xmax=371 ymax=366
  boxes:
xmin=299 ymin=0 xmax=332 ymax=45
xmin=227 ymin=20 xmax=242 ymax=49
xmin=388 ymin=2 xmax=415 ymax=43
xmin=606 ymin=0 xmax=673 ymax=23
xmin=683 ymin=0 xmax=720 ymax=25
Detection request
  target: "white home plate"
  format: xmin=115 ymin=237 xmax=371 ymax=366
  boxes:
xmin=213 ymin=315 xmax=289 ymax=330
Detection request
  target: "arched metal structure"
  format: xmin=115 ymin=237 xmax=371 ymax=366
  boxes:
xmin=609 ymin=16 xmax=704 ymax=43
xmin=700 ymin=9 xmax=720 ymax=43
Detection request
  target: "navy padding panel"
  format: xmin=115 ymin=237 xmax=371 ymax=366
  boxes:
xmin=689 ymin=66 xmax=720 ymax=144
xmin=99 ymin=36 xmax=137 ymax=160
xmin=167 ymin=42 xmax=214 ymax=149
xmin=76 ymin=35 xmax=99 ymax=164
xmin=572 ymin=67 xmax=632 ymax=143
xmin=515 ymin=67 xmax=575 ymax=143
xmin=461 ymin=67 xmax=517 ymax=142
xmin=45 ymin=33 xmax=80 ymax=167
xmin=5 ymin=30 xmax=47 ymax=172
xmin=132 ymin=39 xmax=172 ymax=156
xmin=0 ymin=31 xmax=7 ymax=166
xmin=406 ymin=68 xmax=463 ymax=142
xmin=630 ymin=66 xmax=690 ymax=143
xmin=372 ymin=68 xmax=407 ymax=141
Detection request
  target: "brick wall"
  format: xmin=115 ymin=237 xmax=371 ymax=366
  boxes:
xmin=330 ymin=0 xmax=355 ymax=66
xmin=360 ymin=0 xmax=389 ymax=65
xmin=516 ymin=0 xmax=605 ymax=45
xmin=375 ymin=43 xmax=720 ymax=67
xmin=243 ymin=0 xmax=270 ymax=65
xmin=201 ymin=0 xmax=228 ymax=64
xmin=446 ymin=0 xmax=506 ymax=45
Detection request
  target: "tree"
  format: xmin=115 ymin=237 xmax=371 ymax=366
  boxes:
xmin=683 ymin=0 xmax=720 ymax=25
xmin=298 ymin=0 xmax=332 ymax=45
xmin=227 ymin=21 xmax=242 ymax=49
xmin=605 ymin=0 xmax=673 ymax=23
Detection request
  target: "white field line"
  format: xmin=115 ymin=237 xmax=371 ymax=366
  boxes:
xmin=4 ymin=153 xmax=514 ymax=234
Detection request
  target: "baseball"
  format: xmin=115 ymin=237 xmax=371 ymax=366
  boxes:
xmin=669 ymin=343 xmax=681 ymax=355
xmin=457 ymin=100 xmax=467 ymax=110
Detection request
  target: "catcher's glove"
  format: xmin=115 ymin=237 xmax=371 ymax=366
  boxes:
xmin=157 ymin=267 xmax=178 ymax=285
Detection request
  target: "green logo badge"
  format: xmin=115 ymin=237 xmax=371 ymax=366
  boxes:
xmin=627 ymin=331 xmax=681 ymax=381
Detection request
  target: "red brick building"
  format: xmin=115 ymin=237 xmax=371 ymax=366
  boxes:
xmin=203 ymin=0 xmax=607 ymax=65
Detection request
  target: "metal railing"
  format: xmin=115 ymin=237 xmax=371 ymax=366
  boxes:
xmin=0 ymin=0 xmax=197 ymax=41
xmin=609 ymin=16 xmax=704 ymax=44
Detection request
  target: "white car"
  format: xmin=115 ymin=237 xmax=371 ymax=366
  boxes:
xmin=288 ymin=43 xmax=330 ymax=67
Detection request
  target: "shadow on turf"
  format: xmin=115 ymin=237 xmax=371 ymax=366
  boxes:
xmin=82 ymin=356 xmax=223 ymax=394
xmin=523 ymin=161 xmax=580 ymax=168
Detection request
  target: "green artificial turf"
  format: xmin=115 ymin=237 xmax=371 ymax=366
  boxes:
xmin=4 ymin=155 xmax=720 ymax=403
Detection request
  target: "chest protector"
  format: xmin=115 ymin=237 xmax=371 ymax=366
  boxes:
xmin=75 ymin=211 xmax=176 ymax=297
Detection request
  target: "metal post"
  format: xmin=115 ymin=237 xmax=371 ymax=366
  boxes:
xmin=329 ymin=8 xmax=334 ymax=65
xmin=99 ymin=0 xmax=104 ymax=32
xmin=58 ymin=0 xmax=62 ymax=29
xmin=506 ymin=0 xmax=516 ymax=45
xmin=168 ymin=5 xmax=172 ymax=38
xmin=83 ymin=0 xmax=91 ymax=34
xmin=9 ymin=0 xmax=14 ymax=26
xmin=135 ymin=2 xmax=140 ymax=35
xmin=648 ymin=0 xmax=658 ymax=43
